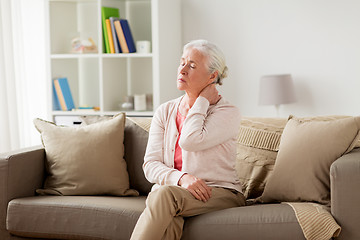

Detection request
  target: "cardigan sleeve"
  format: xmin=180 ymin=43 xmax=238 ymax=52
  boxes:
xmin=142 ymin=104 xmax=184 ymax=186
xmin=179 ymin=96 xmax=241 ymax=152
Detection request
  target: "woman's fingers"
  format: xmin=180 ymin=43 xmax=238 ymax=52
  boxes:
xmin=189 ymin=178 xmax=212 ymax=202
xmin=178 ymin=174 xmax=212 ymax=202
xmin=199 ymin=84 xmax=220 ymax=105
xmin=192 ymin=185 xmax=212 ymax=202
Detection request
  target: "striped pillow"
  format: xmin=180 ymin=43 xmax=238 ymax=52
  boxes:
xmin=236 ymin=117 xmax=287 ymax=199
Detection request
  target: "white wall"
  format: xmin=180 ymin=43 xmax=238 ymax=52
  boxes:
xmin=181 ymin=0 xmax=360 ymax=117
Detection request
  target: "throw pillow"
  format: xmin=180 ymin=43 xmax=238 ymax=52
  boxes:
xmin=79 ymin=115 xmax=112 ymax=125
xmin=260 ymin=115 xmax=360 ymax=204
xmin=236 ymin=117 xmax=287 ymax=199
xmin=34 ymin=113 xmax=139 ymax=196
xmin=80 ymin=115 xmax=154 ymax=195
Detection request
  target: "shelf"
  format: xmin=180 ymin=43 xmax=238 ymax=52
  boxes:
xmin=52 ymin=110 xmax=153 ymax=117
xmin=47 ymin=0 xmax=182 ymax=122
xmin=101 ymin=53 xmax=153 ymax=58
xmin=49 ymin=0 xmax=152 ymax=2
xmin=51 ymin=54 xmax=99 ymax=59
xmin=51 ymin=53 xmax=153 ymax=59
xmin=107 ymin=111 xmax=153 ymax=117
xmin=49 ymin=0 xmax=96 ymax=3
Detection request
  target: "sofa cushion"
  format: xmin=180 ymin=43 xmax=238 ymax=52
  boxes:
xmin=261 ymin=115 xmax=360 ymax=204
xmin=34 ymin=114 xmax=138 ymax=196
xmin=6 ymin=196 xmax=146 ymax=240
xmin=236 ymin=117 xmax=287 ymax=199
xmin=183 ymin=204 xmax=305 ymax=240
xmin=124 ymin=117 xmax=153 ymax=195
xmin=80 ymin=116 xmax=154 ymax=196
xmin=7 ymin=196 xmax=304 ymax=240
xmin=236 ymin=116 xmax=360 ymax=200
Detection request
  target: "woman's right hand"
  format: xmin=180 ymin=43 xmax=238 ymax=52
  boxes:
xmin=199 ymin=83 xmax=221 ymax=105
xmin=178 ymin=173 xmax=212 ymax=202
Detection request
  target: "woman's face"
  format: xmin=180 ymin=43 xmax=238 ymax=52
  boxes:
xmin=177 ymin=47 xmax=215 ymax=95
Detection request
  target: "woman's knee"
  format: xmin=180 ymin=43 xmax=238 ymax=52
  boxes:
xmin=147 ymin=186 xmax=183 ymax=204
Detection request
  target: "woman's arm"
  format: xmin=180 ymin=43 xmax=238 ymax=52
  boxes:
xmin=179 ymin=96 xmax=240 ymax=152
xmin=143 ymin=105 xmax=184 ymax=186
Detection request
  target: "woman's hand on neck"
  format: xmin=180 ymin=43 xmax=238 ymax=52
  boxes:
xmin=180 ymin=83 xmax=220 ymax=116
xmin=199 ymin=83 xmax=221 ymax=105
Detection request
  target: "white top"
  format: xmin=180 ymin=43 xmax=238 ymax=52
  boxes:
xmin=143 ymin=95 xmax=242 ymax=193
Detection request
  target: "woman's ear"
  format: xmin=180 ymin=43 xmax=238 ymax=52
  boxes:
xmin=209 ymin=71 xmax=218 ymax=83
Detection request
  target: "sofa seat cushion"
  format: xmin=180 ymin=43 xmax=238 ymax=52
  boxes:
xmin=7 ymin=197 xmax=305 ymax=240
xmin=182 ymin=204 xmax=305 ymax=240
xmin=6 ymin=196 xmax=146 ymax=240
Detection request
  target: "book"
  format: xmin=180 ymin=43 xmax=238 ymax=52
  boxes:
xmin=110 ymin=17 xmax=121 ymax=53
xmin=105 ymin=19 xmax=115 ymax=53
xmin=53 ymin=79 xmax=67 ymax=111
xmin=101 ymin=7 xmax=119 ymax=53
xmin=53 ymin=78 xmax=75 ymax=111
xmin=52 ymin=82 xmax=61 ymax=110
xmin=58 ymin=78 xmax=75 ymax=110
xmin=120 ymin=19 xmax=136 ymax=53
xmin=114 ymin=19 xmax=129 ymax=53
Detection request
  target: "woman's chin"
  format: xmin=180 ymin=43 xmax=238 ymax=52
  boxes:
xmin=177 ymin=84 xmax=186 ymax=91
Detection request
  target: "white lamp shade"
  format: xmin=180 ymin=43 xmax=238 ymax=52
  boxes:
xmin=259 ymin=74 xmax=296 ymax=106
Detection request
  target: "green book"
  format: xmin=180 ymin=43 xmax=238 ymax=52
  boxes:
xmin=101 ymin=6 xmax=119 ymax=53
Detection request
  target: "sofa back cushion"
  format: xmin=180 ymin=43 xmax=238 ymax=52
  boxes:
xmin=124 ymin=117 xmax=153 ymax=195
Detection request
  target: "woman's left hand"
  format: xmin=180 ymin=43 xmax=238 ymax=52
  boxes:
xmin=178 ymin=173 xmax=212 ymax=202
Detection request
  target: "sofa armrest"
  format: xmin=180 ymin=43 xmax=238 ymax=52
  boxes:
xmin=0 ymin=145 xmax=45 ymax=239
xmin=330 ymin=148 xmax=360 ymax=240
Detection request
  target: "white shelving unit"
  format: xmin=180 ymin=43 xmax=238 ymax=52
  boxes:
xmin=45 ymin=0 xmax=182 ymax=124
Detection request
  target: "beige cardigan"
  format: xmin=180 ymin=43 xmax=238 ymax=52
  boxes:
xmin=143 ymin=95 xmax=242 ymax=193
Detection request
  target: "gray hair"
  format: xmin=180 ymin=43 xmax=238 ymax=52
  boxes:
xmin=183 ymin=39 xmax=228 ymax=85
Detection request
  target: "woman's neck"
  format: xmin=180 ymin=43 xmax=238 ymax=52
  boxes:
xmin=184 ymin=92 xmax=198 ymax=107
xmin=179 ymin=92 xmax=198 ymax=116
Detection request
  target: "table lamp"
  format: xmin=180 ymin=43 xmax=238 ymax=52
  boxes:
xmin=258 ymin=74 xmax=296 ymax=116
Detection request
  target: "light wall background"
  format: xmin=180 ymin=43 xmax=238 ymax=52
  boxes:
xmin=181 ymin=0 xmax=360 ymax=117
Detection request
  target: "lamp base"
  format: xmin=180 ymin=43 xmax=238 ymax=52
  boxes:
xmin=275 ymin=105 xmax=280 ymax=117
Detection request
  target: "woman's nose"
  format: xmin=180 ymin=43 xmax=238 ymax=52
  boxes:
xmin=179 ymin=64 xmax=188 ymax=75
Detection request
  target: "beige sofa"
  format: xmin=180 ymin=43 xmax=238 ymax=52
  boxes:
xmin=1 ymin=116 xmax=360 ymax=240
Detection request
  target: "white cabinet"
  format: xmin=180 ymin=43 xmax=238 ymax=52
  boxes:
xmin=46 ymin=0 xmax=182 ymax=120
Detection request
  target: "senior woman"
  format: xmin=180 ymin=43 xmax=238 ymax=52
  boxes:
xmin=130 ymin=39 xmax=244 ymax=240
